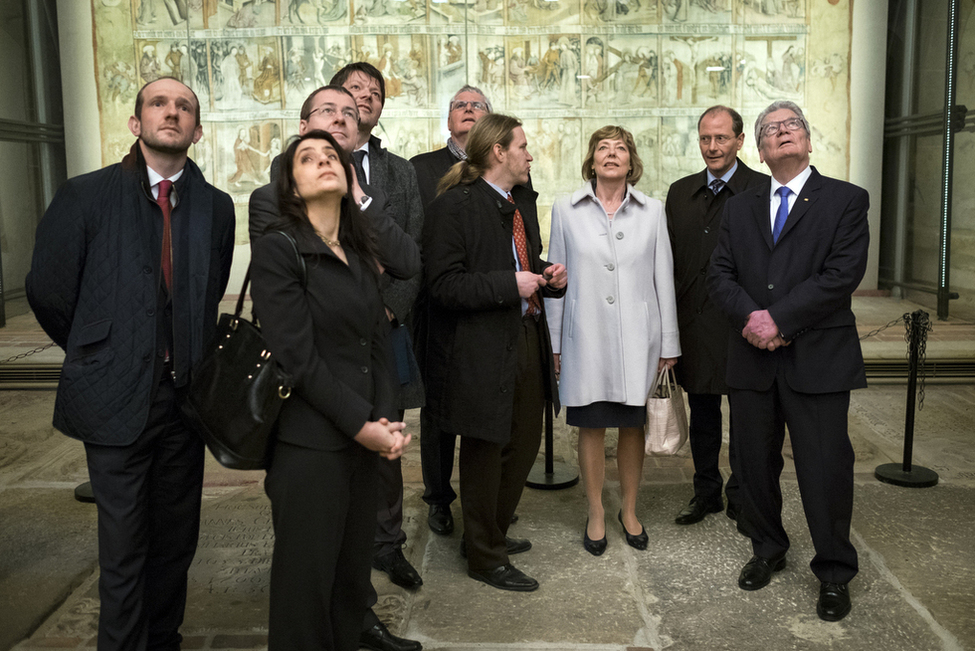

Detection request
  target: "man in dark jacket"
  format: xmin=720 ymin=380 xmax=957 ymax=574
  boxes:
xmin=423 ymin=114 xmax=566 ymax=592
xmin=665 ymin=105 xmax=768 ymax=526
xmin=409 ymin=84 xmax=492 ymax=538
xmin=26 ymin=77 xmax=235 ymax=651
xmin=708 ymin=100 xmax=869 ymax=621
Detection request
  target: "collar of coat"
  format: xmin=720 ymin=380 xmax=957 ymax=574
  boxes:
xmin=121 ymin=139 xmax=199 ymax=208
xmin=569 ymin=179 xmax=648 ymax=209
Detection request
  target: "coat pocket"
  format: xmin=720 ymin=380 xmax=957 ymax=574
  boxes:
xmin=66 ymin=319 xmax=112 ymax=364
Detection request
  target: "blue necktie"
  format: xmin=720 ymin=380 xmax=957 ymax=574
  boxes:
xmin=772 ymin=186 xmax=791 ymax=244
xmin=709 ymin=178 xmax=725 ymax=194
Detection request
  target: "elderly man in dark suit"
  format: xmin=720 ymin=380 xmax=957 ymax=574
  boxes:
xmin=409 ymin=85 xmax=492 ymax=537
xmin=665 ymin=105 xmax=768 ymax=526
xmin=27 ymin=78 xmax=235 ymax=650
xmin=708 ymin=100 xmax=869 ymax=622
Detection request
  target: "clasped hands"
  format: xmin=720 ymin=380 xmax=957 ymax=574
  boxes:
xmin=355 ymin=418 xmax=411 ymax=460
xmin=743 ymin=309 xmax=790 ymax=351
xmin=515 ymin=263 xmax=567 ymax=298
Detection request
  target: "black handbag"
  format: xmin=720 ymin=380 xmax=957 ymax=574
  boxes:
xmin=181 ymin=231 xmax=306 ymax=470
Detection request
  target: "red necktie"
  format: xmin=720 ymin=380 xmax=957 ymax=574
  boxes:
xmin=157 ymin=180 xmax=173 ymax=293
xmin=507 ymin=193 xmax=540 ymax=316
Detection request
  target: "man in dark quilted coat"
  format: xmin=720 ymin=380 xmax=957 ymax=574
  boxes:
xmin=26 ymin=77 xmax=235 ymax=651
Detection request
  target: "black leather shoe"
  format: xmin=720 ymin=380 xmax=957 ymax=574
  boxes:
xmin=467 ymin=563 xmax=539 ymax=591
xmin=583 ymin=519 xmax=607 ymax=556
xmin=738 ymin=555 xmax=786 ymax=590
xmin=817 ymin=582 xmax=851 ymax=621
xmin=428 ymin=504 xmax=454 ymax=536
xmin=460 ymin=537 xmax=532 ymax=558
xmin=359 ymin=621 xmax=423 ymax=651
xmin=674 ymin=497 xmax=723 ymax=525
xmin=511 ymin=513 xmax=519 ymax=524
xmin=618 ymin=511 xmax=648 ymax=550
xmin=372 ymin=548 xmax=423 ymax=590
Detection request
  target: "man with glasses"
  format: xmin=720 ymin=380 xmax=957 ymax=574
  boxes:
xmin=328 ymin=61 xmax=427 ymax=646
xmin=248 ymin=82 xmax=422 ymax=651
xmin=708 ymin=100 xmax=869 ymax=622
xmin=248 ymin=84 xmax=419 ymax=282
xmin=409 ymin=86 xmax=492 ymax=537
xmin=665 ymin=106 xmax=768 ymax=527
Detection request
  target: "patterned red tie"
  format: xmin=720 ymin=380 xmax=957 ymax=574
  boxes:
xmin=507 ymin=193 xmax=541 ymax=316
xmin=156 ymin=180 xmax=173 ymax=293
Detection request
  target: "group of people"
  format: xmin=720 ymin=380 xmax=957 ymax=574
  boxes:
xmin=25 ymin=61 xmax=869 ymax=651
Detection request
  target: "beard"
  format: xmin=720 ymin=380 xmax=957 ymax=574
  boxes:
xmin=140 ymin=126 xmax=196 ymax=156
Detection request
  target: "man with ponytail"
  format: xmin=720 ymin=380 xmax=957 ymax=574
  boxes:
xmin=422 ymin=114 xmax=567 ymax=592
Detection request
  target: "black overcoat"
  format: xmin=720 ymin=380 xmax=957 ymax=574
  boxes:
xmin=665 ymin=159 xmax=768 ymax=394
xmin=26 ymin=142 xmax=235 ymax=445
xmin=422 ymin=179 xmax=563 ymax=444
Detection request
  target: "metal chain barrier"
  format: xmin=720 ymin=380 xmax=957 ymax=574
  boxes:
xmin=904 ymin=310 xmax=933 ymax=410
xmin=0 ymin=342 xmax=57 ymax=365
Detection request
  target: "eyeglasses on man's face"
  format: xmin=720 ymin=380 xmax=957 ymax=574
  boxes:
xmin=450 ymin=100 xmax=488 ymax=112
xmin=699 ymin=134 xmax=734 ymax=145
xmin=308 ymin=103 xmax=359 ymax=122
xmin=760 ymin=117 xmax=804 ymax=138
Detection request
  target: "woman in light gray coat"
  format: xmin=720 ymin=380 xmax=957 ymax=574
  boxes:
xmin=545 ymin=125 xmax=680 ymax=556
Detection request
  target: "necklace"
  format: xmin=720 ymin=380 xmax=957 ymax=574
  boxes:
xmin=316 ymin=231 xmax=340 ymax=247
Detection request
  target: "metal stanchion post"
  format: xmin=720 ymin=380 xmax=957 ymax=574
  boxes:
xmin=875 ymin=310 xmax=939 ymax=488
xmin=526 ymin=400 xmax=579 ymax=490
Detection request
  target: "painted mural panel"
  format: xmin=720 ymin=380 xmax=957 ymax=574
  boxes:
xmin=91 ymin=0 xmax=853 ymax=244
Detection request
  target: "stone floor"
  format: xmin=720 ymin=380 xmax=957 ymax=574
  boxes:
xmin=1 ymin=297 xmax=973 ymax=651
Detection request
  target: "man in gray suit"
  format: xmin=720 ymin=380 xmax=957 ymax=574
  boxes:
xmin=329 ymin=60 xmax=427 ymax=590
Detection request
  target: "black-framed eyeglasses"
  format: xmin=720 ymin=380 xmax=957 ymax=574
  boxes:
xmin=759 ymin=117 xmax=804 ymax=138
xmin=450 ymin=100 xmax=488 ymax=112
xmin=308 ymin=103 xmax=359 ymax=122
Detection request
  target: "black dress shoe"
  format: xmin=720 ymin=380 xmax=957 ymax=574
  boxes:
xmin=817 ymin=582 xmax=851 ymax=621
xmin=583 ymin=519 xmax=607 ymax=556
xmin=674 ymin=496 xmax=723 ymax=525
xmin=372 ymin=548 xmax=423 ymax=590
xmin=738 ymin=555 xmax=786 ymax=590
xmin=359 ymin=621 xmax=423 ymax=651
xmin=618 ymin=511 xmax=648 ymax=550
xmin=428 ymin=504 xmax=454 ymax=536
xmin=460 ymin=537 xmax=532 ymax=558
xmin=467 ymin=563 xmax=539 ymax=591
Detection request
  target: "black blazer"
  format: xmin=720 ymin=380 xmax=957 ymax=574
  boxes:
xmin=411 ymin=146 xmax=459 ymax=212
xmin=422 ymin=179 xmax=563 ymax=444
xmin=707 ymin=166 xmax=870 ymax=394
xmin=665 ymin=159 xmax=768 ymax=394
xmin=250 ymin=228 xmax=394 ymax=451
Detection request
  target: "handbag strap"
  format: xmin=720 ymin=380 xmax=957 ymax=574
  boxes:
xmin=235 ymin=230 xmax=308 ymax=320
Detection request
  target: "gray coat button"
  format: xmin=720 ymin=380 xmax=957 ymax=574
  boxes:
xmin=615 ymin=232 xmax=624 ymax=240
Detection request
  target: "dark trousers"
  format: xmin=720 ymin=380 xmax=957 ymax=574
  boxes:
xmin=266 ymin=440 xmax=377 ymax=651
xmin=373 ymin=410 xmax=407 ymax=557
xmin=729 ymin=372 xmax=859 ymax=584
xmin=459 ymin=316 xmax=544 ymax=571
xmin=687 ymin=393 xmax=739 ymax=508
xmin=84 ymin=378 xmax=204 ymax=651
xmin=363 ymin=412 xmax=408 ymax=633
xmin=420 ymin=407 xmax=458 ymax=507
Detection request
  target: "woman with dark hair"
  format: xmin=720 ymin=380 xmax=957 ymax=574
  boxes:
xmin=545 ymin=125 xmax=680 ymax=556
xmin=249 ymin=130 xmax=410 ymax=651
